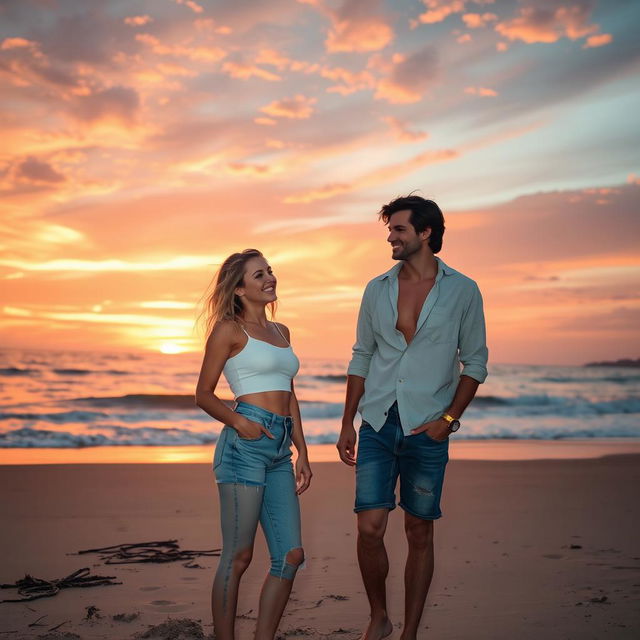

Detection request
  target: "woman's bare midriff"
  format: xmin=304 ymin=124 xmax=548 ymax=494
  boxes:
xmin=236 ymin=390 xmax=292 ymax=417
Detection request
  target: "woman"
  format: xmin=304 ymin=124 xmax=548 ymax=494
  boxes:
xmin=195 ymin=249 xmax=312 ymax=640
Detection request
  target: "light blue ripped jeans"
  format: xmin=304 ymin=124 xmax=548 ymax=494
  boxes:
xmin=213 ymin=402 xmax=302 ymax=589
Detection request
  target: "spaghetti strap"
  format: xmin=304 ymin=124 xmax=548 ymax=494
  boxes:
xmin=272 ymin=322 xmax=290 ymax=345
xmin=237 ymin=322 xmax=250 ymax=339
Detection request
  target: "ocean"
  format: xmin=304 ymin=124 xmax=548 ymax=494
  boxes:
xmin=1 ymin=348 xmax=639 ymax=451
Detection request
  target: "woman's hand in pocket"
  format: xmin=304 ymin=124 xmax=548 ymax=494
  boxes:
xmin=233 ymin=415 xmax=274 ymax=440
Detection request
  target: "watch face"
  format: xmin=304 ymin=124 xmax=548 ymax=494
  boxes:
xmin=449 ymin=420 xmax=461 ymax=432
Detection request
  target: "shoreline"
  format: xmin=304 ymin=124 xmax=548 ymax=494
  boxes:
xmin=1 ymin=437 xmax=640 ymax=465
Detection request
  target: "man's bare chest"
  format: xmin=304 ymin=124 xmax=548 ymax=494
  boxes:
xmin=395 ymin=279 xmax=435 ymax=343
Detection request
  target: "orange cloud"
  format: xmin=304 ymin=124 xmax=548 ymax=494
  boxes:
xmin=321 ymin=66 xmax=375 ymax=95
xmin=416 ymin=0 xmax=465 ymax=24
xmin=256 ymin=49 xmax=293 ymax=71
xmin=194 ymin=18 xmax=232 ymax=35
xmin=254 ymin=117 xmax=277 ymax=126
xmin=462 ymin=12 xmax=497 ymax=28
xmin=222 ymin=60 xmax=282 ymax=82
xmin=226 ymin=162 xmax=279 ymax=176
xmin=175 ymin=0 xmax=204 ymax=14
xmin=325 ymin=0 xmax=393 ymax=53
xmin=457 ymin=33 xmax=472 ymax=43
xmin=260 ymin=95 xmax=317 ymax=119
xmin=381 ymin=116 xmax=428 ymax=142
xmin=124 ymin=15 xmax=153 ymax=26
xmin=1 ymin=37 xmax=37 ymax=50
xmin=583 ymin=33 xmax=612 ymax=48
xmin=465 ymin=86 xmax=498 ymax=97
xmin=495 ymin=3 xmax=598 ymax=44
xmin=135 ymin=33 xmax=226 ymax=62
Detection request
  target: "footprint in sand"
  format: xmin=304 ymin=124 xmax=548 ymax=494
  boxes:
xmin=140 ymin=586 xmax=162 ymax=591
xmin=542 ymin=554 xmax=564 ymax=559
xmin=148 ymin=599 xmax=192 ymax=613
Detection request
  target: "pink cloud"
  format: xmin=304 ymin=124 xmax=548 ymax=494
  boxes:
xmin=381 ymin=116 xmax=428 ymax=142
xmin=222 ymin=60 xmax=282 ymax=82
xmin=175 ymin=0 xmax=204 ymax=14
xmin=260 ymin=95 xmax=317 ymax=119
xmin=194 ymin=18 xmax=232 ymax=35
xmin=375 ymin=46 xmax=439 ymax=104
xmin=325 ymin=0 xmax=393 ymax=53
xmin=73 ymin=86 xmax=140 ymax=124
xmin=284 ymin=148 xmax=457 ymax=203
xmin=135 ymin=33 xmax=226 ymax=62
xmin=254 ymin=117 xmax=277 ymax=126
xmin=321 ymin=66 xmax=375 ymax=95
xmin=462 ymin=12 xmax=498 ymax=28
xmin=457 ymin=33 xmax=472 ymax=43
xmin=495 ymin=2 xmax=598 ymax=44
xmin=583 ymin=33 xmax=612 ymax=48
xmin=226 ymin=162 xmax=275 ymax=176
xmin=124 ymin=16 xmax=153 ymax=27
xmin=465 ymin=86 xmax=498 ymax=97
xmin=15 ymin=157 xmax=66 ymax=184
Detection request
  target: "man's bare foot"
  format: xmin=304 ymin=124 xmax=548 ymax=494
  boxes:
xmin=360 ymin=616 xmax=393 ymax=640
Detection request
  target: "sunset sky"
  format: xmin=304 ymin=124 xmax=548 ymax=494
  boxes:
xmin=1 ymin=0 xmax=638 ymax=365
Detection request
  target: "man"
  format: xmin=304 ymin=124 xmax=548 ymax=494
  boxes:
xmin=337 ymin=195 xmax=488 ymax=640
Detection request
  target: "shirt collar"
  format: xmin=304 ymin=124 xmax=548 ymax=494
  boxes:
xmin=375 ymin=256 xmax=454 ymax=282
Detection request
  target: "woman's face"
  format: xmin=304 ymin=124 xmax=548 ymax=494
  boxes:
xmin=236 ymin=256 xmax=277 ymax=307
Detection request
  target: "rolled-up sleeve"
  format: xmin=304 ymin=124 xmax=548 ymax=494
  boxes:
xmin=347 ymin=282 xmax=377 ymax=378
xmin=458 ymin=283 xmax=488 ymax=383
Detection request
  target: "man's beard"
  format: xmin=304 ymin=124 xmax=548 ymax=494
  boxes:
xmin=392 ymin=239 xmax=421 ymax=260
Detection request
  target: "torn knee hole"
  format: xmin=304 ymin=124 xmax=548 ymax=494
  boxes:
xmin=285 ymin=547 xmax=304 ymax=567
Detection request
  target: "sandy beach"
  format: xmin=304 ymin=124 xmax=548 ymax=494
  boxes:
xmin=1 ymin=452 xmax=639 ymax=640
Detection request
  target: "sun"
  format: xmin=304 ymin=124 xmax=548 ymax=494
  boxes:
xmin=159 ymin=342 xmax=184 ymax=354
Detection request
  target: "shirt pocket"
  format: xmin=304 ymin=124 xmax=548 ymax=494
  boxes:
xmin=424 ymin=309 xmax=457 ymax=344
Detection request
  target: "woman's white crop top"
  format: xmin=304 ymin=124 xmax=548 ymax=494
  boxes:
xmin=222 ymin=324 xmax=300 ymax=398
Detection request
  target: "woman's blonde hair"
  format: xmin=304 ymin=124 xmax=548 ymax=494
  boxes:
xmin=201 ymin=249 xmax=274 ymax=338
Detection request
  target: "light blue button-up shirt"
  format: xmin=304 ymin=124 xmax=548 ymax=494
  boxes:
xmin=347 ymin=257 xmax=488 ymax=435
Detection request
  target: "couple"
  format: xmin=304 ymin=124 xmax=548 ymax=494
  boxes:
xmin=195 ymin=195 xmax=488 ymax=640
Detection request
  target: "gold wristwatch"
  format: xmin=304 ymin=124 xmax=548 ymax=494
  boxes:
xmin=442 ymin=413 xmax=461 ymax=432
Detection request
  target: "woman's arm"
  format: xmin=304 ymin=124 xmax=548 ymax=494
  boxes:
xmin=195 ymin=321 xmax=272 ymax=440
xmin=290 ymin=380 xmax=312 ymax=494
xmin=278 ymin=322 xmax=312 ymax=494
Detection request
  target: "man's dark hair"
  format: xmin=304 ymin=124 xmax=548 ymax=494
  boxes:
xmin=379 ymin=195 xmax=445 ymax=254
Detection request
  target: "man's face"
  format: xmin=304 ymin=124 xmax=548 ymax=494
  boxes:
xmin=386 ymin=209 xmax=427 ymax=260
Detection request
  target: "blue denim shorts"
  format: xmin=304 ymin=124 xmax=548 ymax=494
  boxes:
xmin=213 ymin=401 xmax=294 ymax=485
xmin=355 ymin=402 xmax=449 ymax=520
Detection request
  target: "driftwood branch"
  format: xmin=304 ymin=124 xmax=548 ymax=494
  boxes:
xmin=1 ymin=568 xmax=121 ymax=603
xmin=76 ymin=540 xmax=220 ymax=566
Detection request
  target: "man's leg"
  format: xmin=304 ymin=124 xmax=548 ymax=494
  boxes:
xmin=400 ymin=513 xmax=434 ymax=640
xmin=357 ymin=508 xmax=393 ymax=640
xmin=397 ymin=431 xmax=448 ymax=639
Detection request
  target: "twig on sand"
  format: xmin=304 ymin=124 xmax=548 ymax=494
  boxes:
xmin=76 ymin=540 xmax=220 ymax=566
xmin=48 ymin=620 xmax=70 ymax=632
xmin=28 ymin=615 xmax=48 ymax=627
xmin=0 ymin=568 xmax=121 ymax=603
